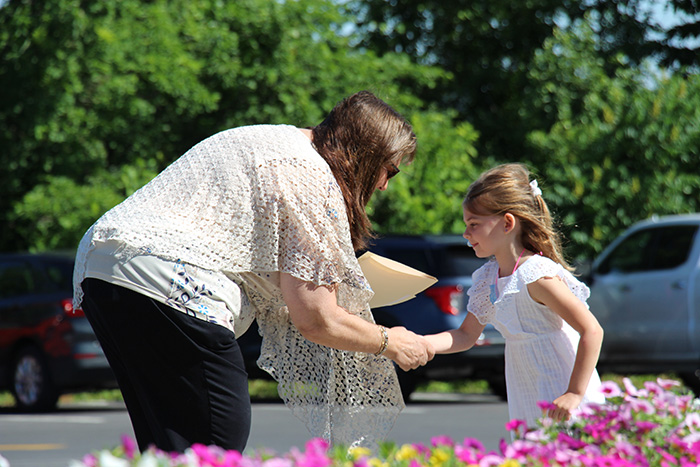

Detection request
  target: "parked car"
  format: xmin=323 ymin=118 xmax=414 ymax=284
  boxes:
xmin=237 ymin=234 xmax=507 ymax=400
xmin=0 ymin=252 xmax=116 ymax=411
xmin=585 ymin=214 xmax=700 ymax=395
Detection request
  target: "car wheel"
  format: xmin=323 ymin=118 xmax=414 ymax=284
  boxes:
xmin=680 ymin=370 xmax=700 ymax=396
xmin=11 ymin=346 xmax=59 ymax=412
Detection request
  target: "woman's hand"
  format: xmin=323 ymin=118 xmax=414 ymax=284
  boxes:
xmin=384 ymin=326 xmax=435 ymax=371
xmin=282 ymin=273 xmax=434 ymax=368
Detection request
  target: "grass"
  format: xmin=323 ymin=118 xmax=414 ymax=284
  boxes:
xmin=0 ymin=373 xmax=688 ymax=408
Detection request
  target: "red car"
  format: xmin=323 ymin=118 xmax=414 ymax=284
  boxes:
xmin=0 ymin=252 xmax=116 ymax=411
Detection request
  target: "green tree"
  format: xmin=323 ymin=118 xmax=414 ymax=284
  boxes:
xmin=348 ymin=0 xmax=700 ymax=171
xmin=524 ymin=20 xmax=700 ymax=259
xmin=369 ymin=109 xmax=481 ymax=235
xmin=1 ymin=0 xmax=462 ymax=252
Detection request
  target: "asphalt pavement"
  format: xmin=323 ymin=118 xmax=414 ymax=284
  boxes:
xmin=0 ymin=392 xmax=510 ymax=467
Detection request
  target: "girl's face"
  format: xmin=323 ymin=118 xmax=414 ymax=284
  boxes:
xmin=462 ymin=207 xmax=507 ymax=258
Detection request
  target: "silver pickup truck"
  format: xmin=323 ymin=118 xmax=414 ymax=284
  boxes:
xmin=586 ymin=214 xmax=700 ymax=395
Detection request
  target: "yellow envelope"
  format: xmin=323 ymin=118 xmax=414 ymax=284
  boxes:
xmin=358 ymin=251 xmax=438 ymax=308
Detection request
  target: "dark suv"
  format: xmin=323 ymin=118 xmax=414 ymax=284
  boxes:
xmin=365 ymin=235 xmax=506 ymax=399
xmin=237 ymin=234 xmax=507 ymax=400
xmin=0 ymin=252 xmax=116 ymax=411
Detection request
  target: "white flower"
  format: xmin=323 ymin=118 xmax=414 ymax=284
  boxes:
xmin=98 ymin=450 xmax=130 ymax=467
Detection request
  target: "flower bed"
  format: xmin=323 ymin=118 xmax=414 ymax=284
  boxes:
xmin=27 ymin=377 xmax=698 ymax=467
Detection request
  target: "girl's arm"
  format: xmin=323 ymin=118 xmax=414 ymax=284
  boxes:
xmin=528 ymin=276 xmax=604 ymax=421
xmin=424 ymin=313 xmax=486 ymax=354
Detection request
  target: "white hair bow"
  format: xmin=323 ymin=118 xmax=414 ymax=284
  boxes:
xmin=530 ymin=180 xmax=542 ymax=197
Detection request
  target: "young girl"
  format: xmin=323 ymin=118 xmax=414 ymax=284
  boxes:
xmin=425 ymin=163 xmax=604 ymax=429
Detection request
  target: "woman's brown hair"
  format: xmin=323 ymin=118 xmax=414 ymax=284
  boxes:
xmin=463 ymin=163 xmax=573 ymax=271
xmin=312 ymin=91 xmax=416 ymax=251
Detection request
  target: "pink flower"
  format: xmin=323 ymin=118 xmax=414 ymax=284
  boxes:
xmin=292 ymin=438 xmax=332 ymax=467
xmin=629 ymin=398 xmax=656 ymax=415
xmin=685 ymin=413 xmax=700 ymax=431
xmin=657 ymin=378 xmax=681 ymax=390
xmin=454 ymin=445 xmax=479 ymax=464
xmin=192 ymin=443 xmax=220 ymax=465
xmin=460 ymin=438 xmax=485 ymax=452
xmin=536 ymin=400 xmax=557 ymax=411
xmin=622 ymin=377 xmax=640 ymax=396
xmin=478 ymin=453 xmax=506 ymax=467
xmin=79 ymin=454 xmax=98 ymax=467
xmin=600 ymin=381 xmax=623 ymax=399
xmin=120 ymin=435 xmax=137 ymax=460
xmin=556 ymin=432 xmax=587 ymax=450
xmin=505 ymin=419 xmax=527 ymax=435
xmin=431 ymin=435 xmax=454 ymax=447
xmin=263 ymin=458 xmax=293 ymax=467
xmin=635 ymin=421 xmax=659 ymax=435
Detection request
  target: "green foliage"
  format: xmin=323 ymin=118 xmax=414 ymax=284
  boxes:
xmin=11 ymin=160 xmax=160 ymax=251
xmin=524 ymin=19 xmax=700 ymax=259
xmin=369 ymin=109 xmax=481 ymax=235
xmin=0 ymin=0 xmax=450 ymax=252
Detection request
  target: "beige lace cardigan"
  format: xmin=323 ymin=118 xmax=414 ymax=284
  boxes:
xmin=73 ymin=124 xmax=404 ymax=448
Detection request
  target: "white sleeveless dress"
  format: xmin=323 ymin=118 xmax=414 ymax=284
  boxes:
xmin=467 ymin=255 xmax=604 ymax=427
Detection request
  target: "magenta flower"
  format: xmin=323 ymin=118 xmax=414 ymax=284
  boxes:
xmin=120 ymin=435 xmax=137 ymax=461
xmin=556 ymin=432 xmax=588 ymax=450
xmin=430 ymin=435 xmax=454 ymax=447
xmin=505 ymin=419 xmax=527 ymax=434
xmin=461 ymin=437 xmax=485 ymax=452
xmin=291 ymin=438 xmax=332 ymax=467
xmin=536 ymin=400 xmax=557 ymax=411
xmin=191 ymin=443 xmax=221 ymax=465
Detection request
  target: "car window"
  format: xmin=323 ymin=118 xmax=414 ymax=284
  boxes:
xmin=380 ymin=248 xmax=437 ymax=275
xmin=41 ymin=258 xmax=75 ymax=291
xmin=649 ymin=225 xmax=698 ymax=270
xmin=441 ymin=246 xmax=486 ymax=276
xmin=0 ymin=261 xmax=38 ymax=298
xmin=597 ymin=225 xmax=698 ymax=274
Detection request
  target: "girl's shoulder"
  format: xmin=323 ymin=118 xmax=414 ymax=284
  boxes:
xmin=472 ymin=258 xmax=498 ymax=282
xmin=517 ymin=255 xmax=590 ymax=303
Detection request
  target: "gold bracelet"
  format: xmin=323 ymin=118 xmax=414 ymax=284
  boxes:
xmin=374 ymin=325 xmax=389 ymax=356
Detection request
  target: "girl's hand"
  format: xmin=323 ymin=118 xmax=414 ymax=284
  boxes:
xmin=548 ymin=392 xmax=583 ymax=421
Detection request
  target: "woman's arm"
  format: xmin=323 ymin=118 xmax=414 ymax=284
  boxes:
xmin=281 ymin=272 xmax=435 ymax=371
xmin=528 ymin=276 xmax=604 ymax=421
xmin=424 ymin=313 xmax=486 ymax=354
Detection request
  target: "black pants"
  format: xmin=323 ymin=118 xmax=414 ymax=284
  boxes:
xmin=81 ymin=278 xmax=251 ymax=453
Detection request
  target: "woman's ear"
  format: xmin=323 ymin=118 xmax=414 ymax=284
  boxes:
xmin=504 ymin=213 xmax=516 ymax=233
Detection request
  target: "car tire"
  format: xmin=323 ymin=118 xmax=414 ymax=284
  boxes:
xmin=11 ymin=345 xmax=59 ymax=412
xmin=680 ymin=370 xmax=700 ymax=396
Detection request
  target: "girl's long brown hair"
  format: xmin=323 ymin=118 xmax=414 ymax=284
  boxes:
xmin=464 ymin=163 xmax=573 ymax=271
xmin=312 ymin=91 xmax=416 ymax=251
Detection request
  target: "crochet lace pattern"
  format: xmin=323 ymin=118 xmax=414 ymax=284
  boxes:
xmin=73 ymin=124 xmax=404 ymax=448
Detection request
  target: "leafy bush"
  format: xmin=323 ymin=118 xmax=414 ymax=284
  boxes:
xmin=63 ymin=377 xmax=700 ymax=466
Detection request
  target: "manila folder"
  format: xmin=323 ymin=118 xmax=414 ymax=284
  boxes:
xmin=358 ymin=251 xmax=438 ymax=308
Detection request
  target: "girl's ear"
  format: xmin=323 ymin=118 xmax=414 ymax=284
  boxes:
xmin=504 ymin=213 xmax=516 ymax=233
